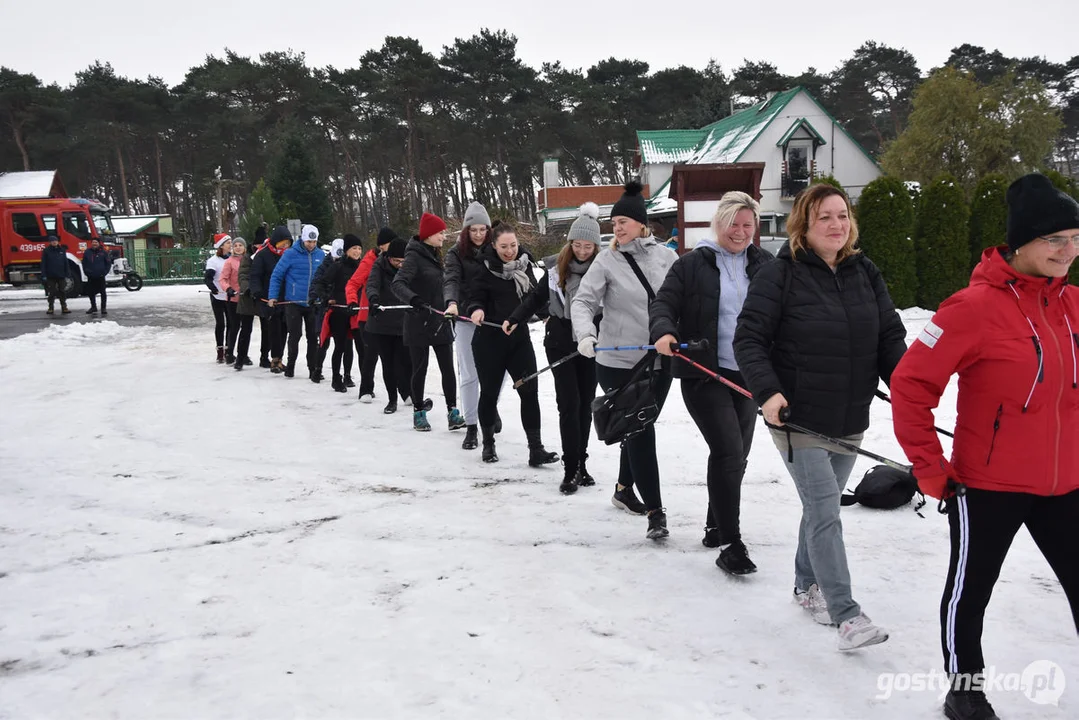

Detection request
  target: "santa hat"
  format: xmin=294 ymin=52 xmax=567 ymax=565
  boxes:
xmin=213 ymin=233 xmax=232 ymax=249
xmin=418 ymin=213 xmax=447 ymax=240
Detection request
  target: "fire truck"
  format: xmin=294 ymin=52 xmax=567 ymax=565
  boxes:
xmin=0 ymin=172 xmax=133 ymax=295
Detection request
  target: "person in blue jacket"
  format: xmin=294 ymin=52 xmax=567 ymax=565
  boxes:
xmin=268 ymin=224 xmax=325 ymax=378
xmin=41 ymin=235 xmax=72 ymax=315
xmin=81 ymin=238 xmax=112 ymax=316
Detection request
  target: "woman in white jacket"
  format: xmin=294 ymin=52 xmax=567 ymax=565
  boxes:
xmin=570 ymin=181 xmax=676 ymax=540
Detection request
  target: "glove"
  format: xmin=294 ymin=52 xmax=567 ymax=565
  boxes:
xmin=410 ymin=295 xmax=428 ymax=310
xmin=368 ymin=303 xmax=381 ymax=316
xmin=227 ymin=288 xmax=236 ymax=299
xmin=577 ymin=336 xmax=597 ymax=358
xmin=915 ymin=459 xmax=958 ymax=501
xmin=348 ymin=302 xmax=360 ymax=315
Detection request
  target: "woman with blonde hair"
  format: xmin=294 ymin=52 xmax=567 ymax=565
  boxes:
xmin=733 ymin=183 xmax=907 ymax=650
xmin=651 ymin=191 xmax=773 ymax=574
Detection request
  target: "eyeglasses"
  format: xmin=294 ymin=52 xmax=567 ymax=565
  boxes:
xmin=1040 ymin=233 xmax=1079 ymax=249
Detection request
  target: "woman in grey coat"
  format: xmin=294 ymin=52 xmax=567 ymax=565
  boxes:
xmin=570 ymin=181 xmax=676 ymax=540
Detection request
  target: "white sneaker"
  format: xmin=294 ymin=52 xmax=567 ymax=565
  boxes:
xmin=837 ymin=613 xmax=889 ymax=651
xmin=794 ymin=584 xmax=833 ymax=626
xmin=359 ymin=393 xmax=374 ymax=404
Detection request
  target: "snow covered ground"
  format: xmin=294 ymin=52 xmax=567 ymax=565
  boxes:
xmin=0 ymin=286 xmax=1075 ymax=719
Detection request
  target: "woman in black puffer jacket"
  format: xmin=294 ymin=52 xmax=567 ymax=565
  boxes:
xmin=733 ymin=183 xmax=907 ymax=652
xmin=310 ymin=235 xmax=363 ymax=392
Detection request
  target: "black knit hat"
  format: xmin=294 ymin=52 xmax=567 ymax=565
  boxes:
xmin=270 ymin=225 xmax=292 ymax=244
xmin=1006 ymin=173 xmax=1079 ymax=252
xmin=610 ymin=180 xmax=648 ymax=226
xmin=376 ymin=227 xmax=398 ymax=247
xmin=387 ymin=238 xmax=407 ymax=259
xmin=343 ymin=233 xmax=363 ymax=252
xmin=254 ymin=225 xmax=268 ymax=244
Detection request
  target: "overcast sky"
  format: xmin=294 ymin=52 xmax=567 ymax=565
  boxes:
xmin=1 ymin=0 xmax=1073 ymax=86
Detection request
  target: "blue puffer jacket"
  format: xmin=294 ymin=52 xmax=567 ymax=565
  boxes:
xmin=81 ymin=247 xmax=112 ymax=278
xmin=40 ymin=245 xmax=71 ymax=281
xmin=268 ymin=242 xmax=325 ymax=306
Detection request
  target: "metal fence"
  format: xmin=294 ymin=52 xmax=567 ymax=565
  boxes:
xmin=129 ymin=248 xmax=209 ymax=284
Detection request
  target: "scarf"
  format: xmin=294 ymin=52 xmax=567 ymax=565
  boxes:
xmin=487 ymin=255 xmax=532 ymax=298
xmin=548 ymin=256 xmax=593 ymax=319
xmin=261 ymin=240 xmax=284 ymax=256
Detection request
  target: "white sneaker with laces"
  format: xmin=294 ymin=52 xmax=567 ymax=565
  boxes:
xmin=837 ymin=613 xmax=889 ymax=651
xmin=359 ymin=393 xmax=374 ymax=404
xmin=794 ymin=584 xmax=833 ymax=626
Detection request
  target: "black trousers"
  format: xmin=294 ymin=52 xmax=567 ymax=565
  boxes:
xmin=224 ymin=302 xmax=240 ymax=355
xmin=549 ymin=348 xmax=596 ymax=471
xmin=681 ymin=369 xmax=757 ymax=545
xmin=370 ymin=332 xmax=412 ymax=402
xmin=329 ymin=310 xmax=354 ymax=379
xmin=235 ymin=313 xmax=255 ymax=362
xmin=86 ymin=277 xmax=107 ymax=311
xmin=474 ymin=329 xmax=541 ymax=433
xmin=259 ymin=315 xmax=271 ymax=360
xmin=260 ymin=310 xmax=286 ymax=359
xmin=409 ymin=342 xmax=456 ymax=411
xmin=210 ymin=297 xmax=227 ymax=347
xmin=285 ymin=304 xmax=319 ymax=372
xmin=596 ymin=361 xmax=673 ymax=512
xmin=356 ymin=322 xmax=379 ymax=394
xmin=941 ymin=488 xmax=1079 ymax=675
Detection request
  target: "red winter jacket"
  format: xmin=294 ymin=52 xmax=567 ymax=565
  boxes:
xmin=891 ymin=247 xmax=1078 ymax=497
xmin=345 ymin=249 xmax=378 ymax=329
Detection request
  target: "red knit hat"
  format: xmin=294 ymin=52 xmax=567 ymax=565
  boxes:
xmin=418 ymin=213 xmax=447 ymax=240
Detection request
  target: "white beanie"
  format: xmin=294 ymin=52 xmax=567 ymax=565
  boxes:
xmin=300 ymin=224 xmax=319 ymax=242
xmin=331 ymin=238 xmax=344 ymax=258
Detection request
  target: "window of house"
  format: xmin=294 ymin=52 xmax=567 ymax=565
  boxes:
xmin=787 ymin=144 xmax=810 ymax=179
xmin=63 ymin=211 xmax=92 ymax=239
xmin=12 ymin=213 xmax=43 ymax=238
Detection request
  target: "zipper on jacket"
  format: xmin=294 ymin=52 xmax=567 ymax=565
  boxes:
xmin=1030 ymin=336 xmax=1045 ymax=384
xmin=985 ymin=404 xmax=1003 ymax=465
xmin=1038 ymin=297 xmax=1065 ymax=496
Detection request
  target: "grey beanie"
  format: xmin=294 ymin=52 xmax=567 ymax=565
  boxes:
xmin=567 ymin=202 xmax=601 ymax=244
xmin=463 ymin=201 xmax=492 ymax=228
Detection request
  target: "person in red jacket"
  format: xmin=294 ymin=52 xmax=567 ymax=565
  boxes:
xmin=346 ymin=228 xmax=397 ymax=401
xmin=890 ymin=173 xmax=1079 ymax=720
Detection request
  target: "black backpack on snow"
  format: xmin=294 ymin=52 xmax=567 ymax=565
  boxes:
xmin=841 ymin=465 xmax=925 ymax=512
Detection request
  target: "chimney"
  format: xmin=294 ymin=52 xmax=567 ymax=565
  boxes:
xmin=543 ymin=158 xmax=560 ymax=189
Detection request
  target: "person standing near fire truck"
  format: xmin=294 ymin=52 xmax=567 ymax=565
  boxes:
xmin=41 ymin=235 xmax=71 ymax=315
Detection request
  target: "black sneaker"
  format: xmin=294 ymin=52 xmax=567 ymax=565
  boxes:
xmin=482 ymin=440 xmax=498 ymax=463
xmin=461 ymin=425 xmax=478 ymax=450
xmin=559 ymin=465 xmax=578 ymax=495
xmin=383 ymin=400 xmax=398 ymax=414
xmin=225 ymin=352 xmax=236 ymax=365
xmin=310 ymin=370 xmax=323 ymax=384
xmin=100 ymin=310 xmax=107 ymax=316
xmin=702 ymin=527 xmax=722 ymax=548
xmin=611 ymin=485 xmax=647 ymax=515
xmin=259 ymin=356 xmax=272 ymax=369
xmin=944 ymin=689 xmax=1000 ymax=720
xmin=646 ymin=509 xmax=669 ymax=540
xmin=332 ymin=377 xmax=347 ymax=393
xmin=284 ymin=364 xmax=295 ymax=378
xmin=243 ymin=357 xmax=252 ymax=366
xmin=86 ymin=307 xmax=97 ymax=315
xmin=716 ymin=540 xmax=758 ymax=575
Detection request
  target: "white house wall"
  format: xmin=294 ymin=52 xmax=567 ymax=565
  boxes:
xmin=643 ymin=163 xmax=673 ymax=196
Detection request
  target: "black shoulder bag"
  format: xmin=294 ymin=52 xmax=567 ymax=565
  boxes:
xmin=591 ymin=251 xmax=662 ymax=445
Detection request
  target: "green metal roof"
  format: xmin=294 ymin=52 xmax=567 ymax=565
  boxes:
xmin=689 ymin=87 xmax=802 ymax=164
xmin=776 ymin=117 xmax=827 ymax=147
xmin=636 ymin=129 xmax=709 ymax=164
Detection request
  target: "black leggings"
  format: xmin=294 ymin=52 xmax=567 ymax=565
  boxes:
xmin=260 ymin=310 xmax=286 ymax=359
xmin=409 ymin=342 xmax=456 ymax=411
xmin=285 ymin=304 xmax=319 ymax=371
xmin=356 ymin=322 xmax=379 ymax=394
xmin=329 ymin=310 xmax=354 ymax=379
xmin=210 ymin=297 xmax=227 ymax=347
xmin=681 ymin=370 xmax=757 ymax=545
xmin=596 ymin=360 xmax=673 ymax=512
xmin=370 ymin=332 xmax=412 ymax=402
xmin=225 ymin=302 xmax=240 ymax=355
xmin=474 ymin=328 xmax=541 ymax=433
xmin=549 ymin=349 xmax=597 ymax=473
xmin=235 ymin=313 xmax=255 ymax=362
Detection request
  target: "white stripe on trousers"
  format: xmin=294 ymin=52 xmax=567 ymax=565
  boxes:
xmin=945 ymin=494 xmax=970 ymax=673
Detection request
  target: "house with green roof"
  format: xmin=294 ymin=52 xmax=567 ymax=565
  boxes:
xmin=637 ymin=87 xmax=880 ymax=249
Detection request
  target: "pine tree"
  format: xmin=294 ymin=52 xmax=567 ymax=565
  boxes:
xmin=268 ymin=130 xmax=334 ymax=238
xmin=915 ymin=174 xmax=970 ymax=309
xmin=968 ymin=174 xmax=1008 ymax=268
xmin=855 ymin=176 xmax=918 ymax=308
xmin=239 ymin=178 xmax=280 ymax=243
xmin=812 ymin=175 xmax=844 ymax=191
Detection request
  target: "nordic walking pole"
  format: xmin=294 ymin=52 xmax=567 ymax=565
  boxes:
xmin=596 ymin=341 xmax=706 ymax=353
xmin=875 ymin=389 xmax=955 ymax=439
xmin=427 ymin=306 xmax=503 ymax=329
xmin=670 ymin=352 xmax=913 ymax=473
xmin=513 ymin=351 xmax=580 ymax=389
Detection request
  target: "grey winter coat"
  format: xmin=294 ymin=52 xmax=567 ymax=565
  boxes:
xmin=570 ymin=235 xmax=676 ymax=369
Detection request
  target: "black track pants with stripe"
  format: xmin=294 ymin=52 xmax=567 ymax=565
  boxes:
xmin=940 ymin=487 xmax=1079 ymax=675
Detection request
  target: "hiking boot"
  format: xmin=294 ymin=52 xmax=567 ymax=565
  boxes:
xmin=575 ymin=455 xmax=595 ymax=486
xmin=944 ymin=687 xmax=1000 ymax=720
xmin=461 ymin=425 xmax=478 ymax=450
xmin=217 ymin=347 xmax=225 ymax=364
xmin=234 ymin=358 xmax=244 ymax=371
xmin=481 ymin=426 xmax=497 ymax=462
xmin=526 ymin=431 xmax=558 ymax=466
xmin=259 ymin=356 xmax=272 ymax=369
xmin=86 ymin=307 xmax=97 ymax=315
xmin=61 ymin=305 xmax=70 ymax=314
xmin=716 ymin=540 xmax=757 ymax=575
xmin=837 ymin=613 xmax=889 ymax=651
xmin=794 ymin=584 xmax=833 ymax=626
xmin=559 ymin=463 xmax=578 ymax=495
xmin=611 ymin=484 xmax=647 ymax=515
xmin=702 ymin=527 xmax=722 ymax=548
xmin=309 ymin=370 xmax=322 ymax=384
xmin=225 ymin=351 xmax=236 ymax=365
xmin=383 ymin=399 xmax=398 ymax=414
xmin=332 ymin=375 xmax=347 ymax=393
xmin=344 ymin=376 xmax=356 ymax=388
xmin=448 ymin=407 xmax=466 ymax=431
xmin=646 ymin=509 xmax=669 ymax=540
xmin=284 ymin=362 xmax=296 ymax=378
xmin=413 ymin=410 xmax=431 ymax=432
xmin=270 ymin=359 xmax=284 ymax=374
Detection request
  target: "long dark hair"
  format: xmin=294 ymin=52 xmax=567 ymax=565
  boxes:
xmin=456 ymin=224 xmax=491 ymax=260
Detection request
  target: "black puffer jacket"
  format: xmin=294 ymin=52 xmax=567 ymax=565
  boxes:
xmin=249 ymin=245 xmax=282 ymax=316
xmin=443 ymin=241 xmax=487 ymax=310
xmin=392 ymin=238 xmax=453 ymax=346
xmin=41 ymin=244 xmax=71 ymax=280
xmin=310 ymin=256 xmax=360 ymax=307
xmin=467 ymin=245 xmax=538 ymax=333
xmin=650 ymin=242 xmax=773 ymax=379
xmin=733 ymin=243 xmax=907 ymax=438
xmin=365 ymin=254 xmax=406 ymax=336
